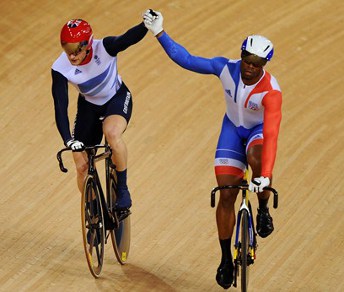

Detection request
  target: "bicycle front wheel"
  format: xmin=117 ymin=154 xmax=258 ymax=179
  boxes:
xmin=240 ymin=209 xmax=250 ymax=292
xmin=81 ymin=175 xmax=105 ymax=278
xmin=108 ymin=171 xmax=131 ymax=264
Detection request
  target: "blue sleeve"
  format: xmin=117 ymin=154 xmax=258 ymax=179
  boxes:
xmin=157 ymin=32 xmax=228 ymax=76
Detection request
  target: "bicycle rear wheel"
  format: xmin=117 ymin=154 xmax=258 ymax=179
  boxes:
xmin=240 ymin=209 xmax=250 ymax=292
xmin=81 ymin=175 xmax=105 ymax=277
xmin=108 ymin=171 xmax=131 ymax=264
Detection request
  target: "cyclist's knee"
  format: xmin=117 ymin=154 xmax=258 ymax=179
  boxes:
xmin=105 ymin=127 xmax=123 ymax=149
xmin=219 ymin=190 xmax=238 ymax=209
xmin=75 ymin=160 xmax=88 ymax=175
xmin=73 ymin=154 xmax=88 ymax=175
xmin=103 ymin=116 xmax=127 ymax=148
xmin=216 ymin=175 xmax=241 ymax=208
xmin=104 ymin=126 xmax=119 ymax=140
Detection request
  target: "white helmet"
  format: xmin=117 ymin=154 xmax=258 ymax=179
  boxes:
xmin=241 ymin=35 xmax=274 ymax=61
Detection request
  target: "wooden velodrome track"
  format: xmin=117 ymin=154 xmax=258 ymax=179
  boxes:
xmin=1 ymin=0 xmax=343 ymax=291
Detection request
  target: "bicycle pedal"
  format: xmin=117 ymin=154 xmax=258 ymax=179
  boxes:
xmin=116 ymin=208 xmax=131 ymax=221
xmin=105 ymin=211 xmax=119 ymax=230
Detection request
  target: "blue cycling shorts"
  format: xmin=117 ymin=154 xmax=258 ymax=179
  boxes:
xmin=214 ymin=114 xmax=263 ymax=177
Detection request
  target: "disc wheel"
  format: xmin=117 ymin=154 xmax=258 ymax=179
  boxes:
xmin=108 ymin=171 xmax=131 ymax=264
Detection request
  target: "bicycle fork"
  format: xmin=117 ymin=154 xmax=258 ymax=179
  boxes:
xmin=233 ymin=198 xmax=256 ymax=265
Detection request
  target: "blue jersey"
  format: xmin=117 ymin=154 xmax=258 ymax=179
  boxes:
xmin=157 ymin=32 xmax=282 ymax=177
xmin=158 ymin=32 xmax=281 ymax=131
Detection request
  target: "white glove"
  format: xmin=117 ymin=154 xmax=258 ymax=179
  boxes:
xmin=66 ymin=139 xmax=85 ymax=151
xmin=249 ymin=176 xmax=270 ymax=193
xmin=143 ymin=9 xmax=164 ymax=36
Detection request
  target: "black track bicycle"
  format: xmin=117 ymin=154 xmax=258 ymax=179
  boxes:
xmin=211 ymin=172 xmax=278 ymax=292
xmin=57 ymin=142 xmax=131 ymax=278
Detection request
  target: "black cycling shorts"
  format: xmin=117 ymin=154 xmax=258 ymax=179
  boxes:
xmin=73 ymin=82 xmax=132 ymax=146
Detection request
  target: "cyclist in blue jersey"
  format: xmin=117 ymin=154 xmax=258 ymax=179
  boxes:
xmin=51 ymin=18 xmax=148 ymax=219
xmin=143 ymin=10 xmax=282 ymax=289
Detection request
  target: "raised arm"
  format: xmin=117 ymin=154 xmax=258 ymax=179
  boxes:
xmin=143 ymin=10 xmax=226 ymax=76
xmin=103 ymin=22 xmax=148 ymax=56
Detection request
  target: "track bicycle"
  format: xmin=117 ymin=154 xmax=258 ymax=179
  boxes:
xmin=57 ymin=142 xmax=131 ymax=278
xmin=210 ymin=173 xmax=278 ymax=292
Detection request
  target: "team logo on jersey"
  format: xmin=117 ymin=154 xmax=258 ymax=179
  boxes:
xmin=225 ymin=89 xmax=233 ymax=98
xmin=94 ymin=55 xmax=101 ymax=65
xmin=75 ymin=68 xmax=82 ymax=75
xmin=248 ymin=101 xmax=259 ymax=111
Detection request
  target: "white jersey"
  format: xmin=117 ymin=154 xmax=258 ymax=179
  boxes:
xmin=52 ymin=39 xmax=122 ymax=106
xmin=219 ymin=60 xmax=281 ymax=130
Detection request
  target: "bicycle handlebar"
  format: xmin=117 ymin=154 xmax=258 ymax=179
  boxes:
xmin=210 ymin=184 xmax=279 ymax=209
xmin=56 ymin=144 xmax=107 ymax=173
xmin=56 ymin=147 xmax=71 ymax=173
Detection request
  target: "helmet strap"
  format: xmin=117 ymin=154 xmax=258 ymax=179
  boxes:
xmin=79 ymin=48 xmax=93 ymax=65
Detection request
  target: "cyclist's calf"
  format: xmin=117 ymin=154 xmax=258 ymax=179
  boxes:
xmin=72 ymin=152 xmax=89 ymax=192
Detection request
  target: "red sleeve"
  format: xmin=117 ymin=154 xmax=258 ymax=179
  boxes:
xmin=261 ymin=90 xmax=282 ymax=177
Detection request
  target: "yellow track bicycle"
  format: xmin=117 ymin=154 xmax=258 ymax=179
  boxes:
xmin=211 ymin=172 xmax=278 ymax=291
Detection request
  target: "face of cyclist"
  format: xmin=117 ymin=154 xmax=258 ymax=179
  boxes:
xmin=240 ymin=53 xmax=267 ymax=85
xmin=62 ymin=42 xmax=88 ymax=65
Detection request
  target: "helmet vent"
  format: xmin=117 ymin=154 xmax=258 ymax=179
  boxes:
xmin=241 ymin=35 xmax=274 ymax=61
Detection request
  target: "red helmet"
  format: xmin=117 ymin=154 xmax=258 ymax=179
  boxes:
xmin=60 ymin=19 xmax=93 ymax=54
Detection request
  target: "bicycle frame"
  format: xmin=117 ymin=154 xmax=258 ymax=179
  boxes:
xmin=233 ymin=183 xmax=256 ymax=266
xmin=210 ymin=177 xmax=278 ymax=291
xmin=210 ymin=182 xmax=256 ymax=280
xmin=57 ymin=142 xmax=132 ymax=276
xmin=89 ymin=146 xmax=118 ymax=230
xmin=57 ymin=143 xmax=117 ymax=230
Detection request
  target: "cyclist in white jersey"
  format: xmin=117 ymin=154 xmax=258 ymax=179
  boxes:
xmin=51 ymin=18 xmax=148 ymax=218
xmin=143 ymin=10 xmax=282 ymax=289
